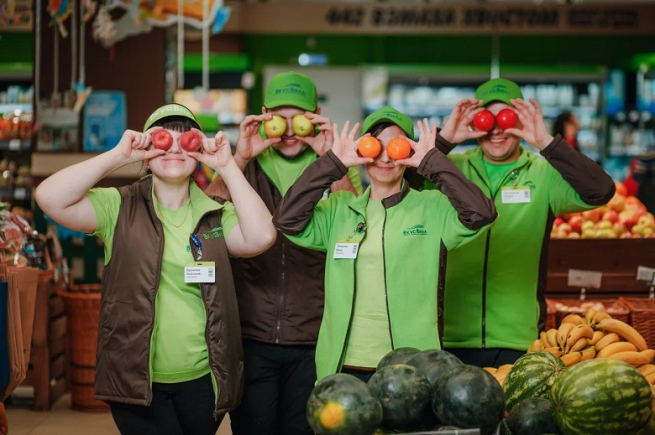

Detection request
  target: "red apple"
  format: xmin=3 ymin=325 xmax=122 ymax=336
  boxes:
xmin=180 ymin=131 xmax=202 ymax=152
xmin=608 ymin=195 xmax=625 ymax=212
xmin=152 ymin=130 xmax=173 ymax=150
xmin=602 ymin=210 xmax=618 ymax=224
xmin=473 ymin=110 xmax=495 ymax=132
xmin=568 ymin=215 xmax=584 ymax=233
xmin=582 ymin=209 xmax=601 ymax=223
xmin=554 ymin=217 xmax=565 ymax=227
xmin=558 ymin=223 xmax=572 ymax=235
xmin=496 ymin=108 xmax=518 ymax=130
xmin=615 ymin=181 xmax=628 ymax=197
xmin=567 ymin=232 xmax=581 ymax=239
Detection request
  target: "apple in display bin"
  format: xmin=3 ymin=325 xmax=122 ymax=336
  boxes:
xmin=180 ymin=131 xmax=202 ymax=152
xmin=264 ymin=116 xmax=286 ymax=138
xmin=152 ymin=130 xmax=173 ymax=150
xmin=473 ymin=110 xmax=495 ymax=132
xmin=292 ymin=115 xmax=313 ymax=137
xmin=496 ymin=108 xmax=518 ymax=130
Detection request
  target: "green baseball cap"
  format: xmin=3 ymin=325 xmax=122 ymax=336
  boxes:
xmin=143 ymin=103 xmax=201 ymax=132
xmin=361 ymin=106 xmax=414 ymax=139
xmin=475 ymin=78 xmax=524 ymax=107
xmin=264 ymin=72 xmax=318 ymax=111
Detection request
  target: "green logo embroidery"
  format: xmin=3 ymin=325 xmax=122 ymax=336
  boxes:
xmin=201 ymin=227 xmax=224 ymax=240
xmin=403 ymin=224 xmax=428 ymax=236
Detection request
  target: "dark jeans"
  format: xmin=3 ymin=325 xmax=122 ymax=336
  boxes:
xmin=340 ymin=367 xmax=375 ymax=383
xmin=109 ymin=373 xmax=222 ymax=435
xmin=444 ymin=348 xmax=525 ymax=368
xmin=230 ymin=339 xmax=316 ymax=435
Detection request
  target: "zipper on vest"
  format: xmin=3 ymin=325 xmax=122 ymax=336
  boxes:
xmin=275 ymin=241 xmax=287 ymax=344
xmin=381 ymin=209 xmax=394 ymax=349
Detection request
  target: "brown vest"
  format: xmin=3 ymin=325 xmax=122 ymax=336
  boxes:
xmin=95 ymin=177 xmax=243 ymax=416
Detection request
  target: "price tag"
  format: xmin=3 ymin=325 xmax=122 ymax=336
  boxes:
xmin=637 ymin=266 xmax=655 ymax=282
xmin=13 ymin=188 xmax=27 ymax=200
xmin=184 ymin=261 xmax=216 ymax=283
xmin=8 ymin=139 xmax=20 ymax=150
xmin=567 ymin=269 xmax=602 ymax=289
xmin=333 ymin=243 xmax=359 ymax=259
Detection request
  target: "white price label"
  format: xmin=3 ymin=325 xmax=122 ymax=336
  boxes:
xmin=8 ymin=139 xmax=20 ymax=150
xmin=637 ymin=266 xmax=655 ymax=283
xmin=567 ymin=269 xmax=602 ymax=289
xmin=13 ymin=188 xmax=27 ymax=200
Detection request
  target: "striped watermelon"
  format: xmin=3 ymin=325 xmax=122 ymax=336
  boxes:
xmin=503 ymin=351 xmax=565 ymax=411
xmin=550 ymin=359 xmax=652 ymax=435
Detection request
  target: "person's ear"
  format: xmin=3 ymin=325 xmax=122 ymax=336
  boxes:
xmin=316 ymin=106 xmax=321 ymax=116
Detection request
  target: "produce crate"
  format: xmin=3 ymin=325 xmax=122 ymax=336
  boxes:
xmin=619 ymin=297 xmax=655 ymax=349
xmin=550 ymin=298 xmax=629 ymax=327
xmin=545 ymin=299 xmax=557 ymax=331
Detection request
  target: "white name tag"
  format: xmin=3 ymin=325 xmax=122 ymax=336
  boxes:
xmin=184 ymin=262 xmax=216 ymax=283
xmin=501 ymin=186 xmax=531 ymax=204
xmin=333 ymin=243 xmax=359 ymax=259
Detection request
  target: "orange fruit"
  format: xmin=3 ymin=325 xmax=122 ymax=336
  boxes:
xmin=358 ymin=136 xmax=381 ymax=158
xmin=386 ymin=137 xmax=411 ymax=160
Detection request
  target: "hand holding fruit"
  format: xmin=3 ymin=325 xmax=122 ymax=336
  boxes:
xmin=114 ymin=128 xmax=166 ymax=163
xmin=503 ymin=98 xmax=554 ymax=150
xmin=331 ymin=121 xmax=372 ymax=168
xmin=394 ymin=119 xmax=438 ymax=168
xmin=294 ymin=112 xmax=333 ymax=157
xmin=235 ymin=111 xmax=282 ymax=167
xmin=439 ymin=99 xmax=487 ymax=144
xmin=188 ymin=131 xmax=234 ymax=171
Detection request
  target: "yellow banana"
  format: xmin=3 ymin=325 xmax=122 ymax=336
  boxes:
xmin=565 ymin=325 xmax=594 ymax=353
xmin=493 ymin=372 xmax=507 ymax=386
xmin=580 ymin=346 xmax=596 ymax=361
xmin=546 ymin=329 xmax=558 ymax=348
xmin=641 ymin=349 xmax=655 ymax=363
xmin=483 ymin=367 xmax=497 ymax=375
xmin=596 ymin=341 xmax=638 ymax=359
xmin=589 ymin=330 xmax=605 ymax=346
xmin=561 ymin=352 xmax=582 ymax=367
xmin=594 ymin=333 xmax=620 ymax=351
xmin=561 ymin=314 xmax=584 ymax=325
xmin=607 ymin=351 xmax=650 ymax=367
xmin=596 ymin=319 xmax=648 ymax=351
xmin=497 ymin=364 xmax=513 ymax=373
xmin=646 ymin=372 xmax=655 ymax=385
xmin=540 ymin=331 xmax=551 ymax=350
xmin=585 ymin=308 xmax=597 ymax=325
xmin=528 ymin=339 xmax=541 ymax=353
xmin=570 ymin=338 xmax=589 ymax=353
xmin=638 ymin=364 xmax=655 ymax=377
xmin=544 ymin=346 xmax=563 ymax=358
xmin=557 ymin=323 xmax=576 ymax=349
xmin=592 ymin=311 xmax=612 ymax=325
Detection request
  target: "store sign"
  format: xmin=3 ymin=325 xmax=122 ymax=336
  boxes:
xmin=0 ymin=0 xmax=32 ymax=31
xmin=223 ymin=2 xmax=655 ymax=35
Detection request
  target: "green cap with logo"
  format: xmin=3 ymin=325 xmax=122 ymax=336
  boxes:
xmin=143 ymin=103 xmax=201 ymax=132
xmin=361 ymin=106 xmax=414 ymax=139
xmin=264 ymin=72 xmax=318 ymax=112
xmin=475 ymin=78 xmax=524 ymax=107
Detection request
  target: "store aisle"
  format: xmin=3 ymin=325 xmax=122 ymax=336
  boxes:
xmin=6 ymin=394 xmax=233 ymax=435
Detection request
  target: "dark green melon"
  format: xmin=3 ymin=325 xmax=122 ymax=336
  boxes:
xmin=504 ymin=397 xmax=561 ymax=435
xmin=406 ymin=349 xmax=463 ymax=388
xmin=377 ymin=347 xmax=421 ymax=370
xmin=306 ymin=373 xmax=382 ymax=435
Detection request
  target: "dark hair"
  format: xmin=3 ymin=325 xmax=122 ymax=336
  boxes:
xmin=368 ymin=122 xmax=406 ymax=138
xmin=553 ymin=112 xmax=574 ymax=138
xmin=151 ymin=116 xmax=197 ymax=133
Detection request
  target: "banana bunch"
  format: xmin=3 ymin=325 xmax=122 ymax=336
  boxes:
xmin=528 ymin=308 xmax=655 ymax=383
xmin=484 ymin=364 xmax=513 ymax=386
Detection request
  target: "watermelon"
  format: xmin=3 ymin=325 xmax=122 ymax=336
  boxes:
xmin=377 ymin=347 xmax=421 ymax=370
xmin=550 ymin=359 xmax=652 ymax=435
xmin=504 ymin=397 xmax=561 ymax=435
xmin=435 ymin=425 xmax=463 ymax=432
xmin=306 ymin=373 xmax=382 ymax=435
xmin=406 ymin=349 xmax=463 ymax=387
xmin=432 ymin=364 xmax=505 ymax=435
xmin=503 ymin=351 xmax=565 ymax=411
xmin=368 ymin=364 xmax=431 ymax=430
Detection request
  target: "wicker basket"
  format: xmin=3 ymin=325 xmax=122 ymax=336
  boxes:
xmin=619 ymin=297 xmax=655 ymax=349
xmin=58 ymin=283 xmax=108 ymax=412
xmin=545 ymin=299 xmax=557 ymax=331
xmin=550 ymin=298 xmax=630 ymax=327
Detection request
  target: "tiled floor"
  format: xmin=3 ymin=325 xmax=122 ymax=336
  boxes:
xmin=5 ymin=394 xmax=232 ymax=435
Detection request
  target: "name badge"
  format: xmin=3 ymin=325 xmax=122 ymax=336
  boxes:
xmin=184 ymin=261 xmax=216 ymax=283
xmin=501 ymin=186 xmax=531 ymax=204
xmin=333 ymin=243 xmax=359 ymax=259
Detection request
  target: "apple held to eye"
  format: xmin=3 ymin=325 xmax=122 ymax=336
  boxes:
xmin=496 ymin=108 xmax=518 ymax=130
xmin=292 ymin=115 xmax=314 ymax=137
xmin=473 ymin=110 xmax=495 ymax=132
xmin=180 ymin=131 xmax=202 ymax=152
xmin=264 ymin=116 xmax=286 ymax=138
xmin=152 ymin=130 xmax=173 ymax=150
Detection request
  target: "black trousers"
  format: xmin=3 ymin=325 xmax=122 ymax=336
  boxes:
xmin=109 ymin=374 xmax=223 ymax=435
xmin=444 ymin=348 xmax=525 ymax=368
xmin=230 ymin=339 xmax=316 ymax=435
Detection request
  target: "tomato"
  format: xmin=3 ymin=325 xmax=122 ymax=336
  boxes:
xmin=358 ymin=136 xmax=382 ymax=158
xmin=180 ymin=131 xmax=202 ymax=152
xmin=473 ymin=110 xmax=495 ymax=132
xmin=496 ymin=108 xmax=518 ymax=130
xmin=152 ymin=130 xmax=173 ymax=150
xmin=386 ymin=137 xmax=412 ymax=160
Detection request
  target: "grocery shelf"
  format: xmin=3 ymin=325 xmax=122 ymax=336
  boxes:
xmin=0 ymin=103 xmax=32 ymax=114
xmin=0 ymin=187 xmax=30 ymax=201
xmin=0 ymin=139 xmax=31 ymax=151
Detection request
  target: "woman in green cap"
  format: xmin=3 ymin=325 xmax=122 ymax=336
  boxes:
xmin=34 ymin=103 xmax=276 ymax=435
xmin=273 ymin=107 xmax=497 ymax=382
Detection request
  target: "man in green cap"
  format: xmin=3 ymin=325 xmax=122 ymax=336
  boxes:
xmin=423 ymin=77 xmax=615 ymax=367
xmin=205 ymin=71 xmax=361 ymax=435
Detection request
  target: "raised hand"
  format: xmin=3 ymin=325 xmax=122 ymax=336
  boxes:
xmin=395 ymin=119 xmax=439 ymax=168
xmin=503 ymin=98 xmax=554 ymax=150
xmin=234 ymin=109 xmax=282 ymax=167
xmin=298 ymin=112 xmax=333 ymax=156
xmin=439 ymin=99 xmax=487 ymax=144
xmin=113 ymin=127 xmax=166 ymax=163
xmin=188 ymin=131 xmax=234 ymax=171
xmin=331 ymin=121 xmax=372 ymax=168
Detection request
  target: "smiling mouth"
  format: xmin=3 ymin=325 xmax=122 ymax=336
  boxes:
xmin=281 ymin=137 xmax=298 ymax=145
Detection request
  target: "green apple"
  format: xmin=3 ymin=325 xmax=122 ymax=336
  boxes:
xmin=264 ymin=115 xmax=287 ymax=138
xmin=581 ymin=229 xmax=597 ymax=239
xmin=581 ymin=221 xmax=596 ymax=232
xmin=292 ymin=114 xmax=313 ymax=137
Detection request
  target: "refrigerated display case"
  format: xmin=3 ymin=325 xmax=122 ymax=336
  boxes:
xmin=361 ymin=65 xmax=606 ymax=162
